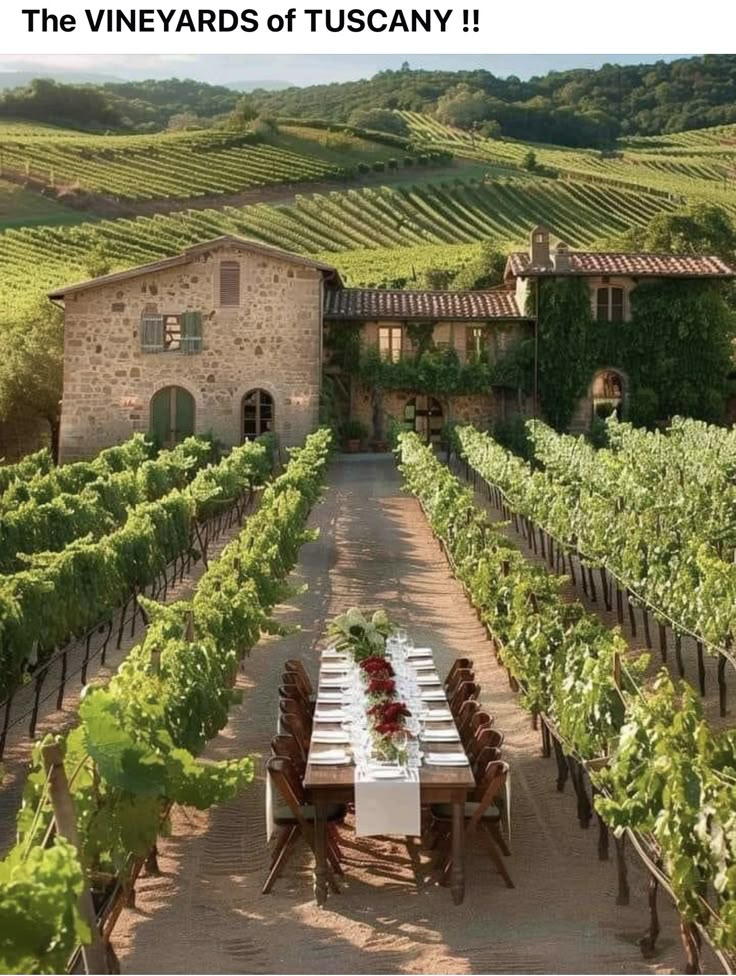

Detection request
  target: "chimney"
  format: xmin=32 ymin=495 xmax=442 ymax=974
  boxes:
xmin=530 ymin=225 xmax=551 ymax=268
xmin=552 ymin=240 xmax=571 ymax=272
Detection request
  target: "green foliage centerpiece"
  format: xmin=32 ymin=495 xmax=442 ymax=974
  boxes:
xmin=327 ymin=607 xmax=393 ymax=661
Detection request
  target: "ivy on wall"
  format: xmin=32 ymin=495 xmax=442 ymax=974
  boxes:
xmin=527 ymin=276 xmax=735 ymax=430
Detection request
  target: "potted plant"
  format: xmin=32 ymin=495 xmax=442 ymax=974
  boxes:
xmin=343 ymin=419 xmax=367 ymax=453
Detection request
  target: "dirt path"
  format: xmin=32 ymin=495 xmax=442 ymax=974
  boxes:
xmin=113 ymin=454 xmax=682 ymax=975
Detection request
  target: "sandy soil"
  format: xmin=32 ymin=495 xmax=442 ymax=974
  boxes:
xmin=112 ymin=455 xmax=685 ymax=974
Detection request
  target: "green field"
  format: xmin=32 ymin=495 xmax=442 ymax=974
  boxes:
xmin=402 ymin=112 xmax=736 ymax=216
xmin=0 ymin=174 xmax=679 ymax=316
xmin=0 ymin=121 xmax=415 ymax=203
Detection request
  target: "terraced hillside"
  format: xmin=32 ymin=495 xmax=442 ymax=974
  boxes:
xmin=0 ymin=121 xmax=413 ymax=202
xmin=0 ymin=175 xmax=678 ymax=314
xmin=403 ymin=112 xmax=736 ymax=215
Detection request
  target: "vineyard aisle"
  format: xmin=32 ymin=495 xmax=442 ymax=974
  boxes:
xmin=114 ymin=454 xmax=679 ymax=975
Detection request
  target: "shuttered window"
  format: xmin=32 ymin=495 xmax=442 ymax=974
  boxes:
xmin=180 ymin=310 xmax=203 ymax=355
xmin=465 ymin=326 xmax=487 ymax=361
xmin=140 ymin=313 xmax=164 ymax=353
xmin=220 ymin=261 xmax=241 ymax=306
xmin=596 ymin=287 xmax=625 ymax=322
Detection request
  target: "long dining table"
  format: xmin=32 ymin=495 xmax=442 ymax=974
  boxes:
xmin=303 ymin=643 xmax=476 ymax=906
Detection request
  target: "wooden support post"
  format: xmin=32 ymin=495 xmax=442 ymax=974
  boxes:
xmin=42 ymin=743 xmax=108 ymax=975
xmin=658 ymin=623 xmax=667 ymax=663
xmin=639 ymin=875 xmax=660 ymax=958
xmin=627 ymin=590 xmax=637 ymax=637
xmin=696 ymin=641 xmax=706 ymax=695
xmin=596 ymin=810 xmax=609 ymax=861
xmin=679 ymin=920 xmax=701 ymax=975
xmin=642 ymin=608 xmax=652 ymax=649
xmin=587 ymin=565 xmax=598 ymax=603
xmin=674 ymin=633 xmax=685 ymax=678
xmin=552 ymin=737 xmax=568 ymax=792
xmin=599 ymin=567 xmax=611 ymax=610
xmin=717 ymin=655 xmax=728 ymax=718
xmin=614 ymin=834 xmax=630 ymax=906
xmin=616 ymin=586 xmax=623 ymax=626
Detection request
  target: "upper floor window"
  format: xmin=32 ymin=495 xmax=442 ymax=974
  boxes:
xmin=466 ymin=326 xmax=488 ymax=361
xmin=596 ymin=286 xmax=624 ymax=322
xmin=140 ymin=311 xmax=203 ymax=354
xmin=220 ymin=261 xmax=241 ymax=306
xmin=379 ymin=326 xmax=402 ymax=362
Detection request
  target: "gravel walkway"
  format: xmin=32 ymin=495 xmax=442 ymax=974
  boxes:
xmin=113 ymin=454 xmax=681 ymax=975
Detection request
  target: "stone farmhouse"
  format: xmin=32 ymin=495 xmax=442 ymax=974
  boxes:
xmin=49 ymin=227 xmax=735 ymax=461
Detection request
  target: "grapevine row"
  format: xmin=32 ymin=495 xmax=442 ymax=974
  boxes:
xmin=0 ymin=427 xmax=332 ymax=975
xmin=398 ymin=430 xmax=736 ymax=963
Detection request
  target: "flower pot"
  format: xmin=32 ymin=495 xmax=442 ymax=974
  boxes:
xmin=345 ymin=438 xmax=361 ymax=453
xmin=371 ymin=439 xmax=389 ymax=453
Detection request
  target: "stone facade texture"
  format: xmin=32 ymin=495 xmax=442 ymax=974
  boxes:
xmin=58 ymin=242 xmax=324 ymax=461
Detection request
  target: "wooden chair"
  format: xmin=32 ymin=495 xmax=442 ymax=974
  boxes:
xmin=445 ymin=668 xmax=475 ymax=700
xmin=461 ymin=710 xmax=493 ymax=752
xmin=285 ymin=659 xmax=315 ymax=699
xmin=279 ymin=698 xmax=312 ymax=756
xmin=469 ymin=727 xmax=504 ymax=763
xmin=281 ymin=672 xmax=313 ymax=713
xmin=271 ymin=733 xmax=306 ymax=778
xmin=429 ymin=760 xmax=513 ymax=889
xmin=263 ymin=756 xmax=346 ymax=894
xmin=444 ymin=658 xmax=473 ymax=692
xmin=449 ymin=680 xmax=481 ymax=716
xmin=454 ymin=698 xmax=481 ymax=740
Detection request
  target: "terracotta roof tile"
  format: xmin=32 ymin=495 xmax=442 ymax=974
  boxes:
xmin=507 ymin=251 xmax=735 ymax=278
xmin=324 ymin=288 xmax=525 ymax=321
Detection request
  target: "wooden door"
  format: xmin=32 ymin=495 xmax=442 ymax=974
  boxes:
xmin=150 ymin=386 xmax=195 ymax=447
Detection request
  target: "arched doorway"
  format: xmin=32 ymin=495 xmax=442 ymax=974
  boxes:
xmin=150 ymin=386 xmax=195 ymax=448
xmin=404 ymin=395 xmax=443 ymax=445
xmin=591 ymin=369 xmax=624 ymax=420
xmin=242 ymin=389 xmax=274 ymax=440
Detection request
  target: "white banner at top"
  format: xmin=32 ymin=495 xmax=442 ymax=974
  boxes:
xmin=1 ymin=0 xmax=733 ymax=55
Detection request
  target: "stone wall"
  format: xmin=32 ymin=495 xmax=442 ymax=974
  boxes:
xmin=350 ymin=383 xmax=496 ymax=440
xmin=59 ymin=242 xmax=324 ymax=461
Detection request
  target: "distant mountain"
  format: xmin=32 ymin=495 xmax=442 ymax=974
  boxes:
xmin=0 ymin=70 xmax=122 ymax=90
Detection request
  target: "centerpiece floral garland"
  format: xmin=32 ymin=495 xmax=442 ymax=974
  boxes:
xmin=327 ymin=608 xmax=413 ymax=762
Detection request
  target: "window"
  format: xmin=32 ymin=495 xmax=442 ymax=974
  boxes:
xmin=242 ymin=389 xmax=274 ymax=440
xmin=378 ymin=326 xmax=402 ymax=362
xmin=596 ymin=286 xmax=625 ymax=322
xmin=220 ymin=261 xmax=241 ymax=306
xmin=140 ymin=311 xmax=202 ymax=354
xmin=466 ymin=326 xmax=488 ymax=361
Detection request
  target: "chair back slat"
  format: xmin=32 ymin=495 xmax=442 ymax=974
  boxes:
xmin=468 ymin=760 xmax=509 ymax=829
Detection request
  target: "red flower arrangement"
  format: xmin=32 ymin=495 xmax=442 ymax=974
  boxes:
xmin=367 ymin=677 xmax=396 ymax=698
xmin=360 ymin=656 xmax=395 ymax=680
xmin=368 ymin=700 xmax=412 ymax=725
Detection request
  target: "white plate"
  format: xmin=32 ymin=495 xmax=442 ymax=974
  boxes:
xmin=420 ymin=690 xmax=446 ymax=701
xmin=314 ymin=710 xmax=346 ymax=721
xmin=421 ymin=710 xmax=453 ymax=721
xmin=406 ymin=648 xmax=432 ymax=658
xmin=410 ymin=661 xmax=437 ymax=671
xmin=422 ymin=731 xmax=460 ymax=742
xmin=317 ymin=691 xmax=344 ymax=701
xmin=416 ymin=675 xmax=441 ymax=686
xmin=309 ymin=753 xmax=350 ymax=765
xmin=312 ymin=732 xmax=350 ymax=743
xmin=320 ymin=678 xmax=346 ymax=687
xmin=425 ymin=753 xmax=468 ymax=764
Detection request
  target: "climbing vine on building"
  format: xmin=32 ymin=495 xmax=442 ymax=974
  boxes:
xmin=527 ymin=277 xmax=735 ymax=431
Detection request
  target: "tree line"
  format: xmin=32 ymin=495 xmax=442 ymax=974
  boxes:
xmin=2 ymin=56 xmax=736 ymax=146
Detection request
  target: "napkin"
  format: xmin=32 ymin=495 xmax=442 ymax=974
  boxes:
xmin=406 ymin=647 xmax=432 ymax=658
xmin=425 ymin=752 xmax=468 ymax=765
xmin=309 ymin=749 xmax=349 ymax=764
xmin=314 ymin=708 xmax=346 ymax=721
xmin=422 ymin=729 xmax=460 ymax=742
xmin=312 ymin=730 xmax=350 ymax=743
xmin=421 ymin=709 xmax=453 ymax=721
xmin=416 ymin=674 xmax=441 ymax=685
xmin=420 ymin=689 xmax=446 ymax=701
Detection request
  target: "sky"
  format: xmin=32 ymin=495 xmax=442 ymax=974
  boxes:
xmin=0 ymin=53 xmax=691 ymax=87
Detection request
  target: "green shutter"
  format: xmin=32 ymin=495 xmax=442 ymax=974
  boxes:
xmin=141 ymin=313 xmax=164 ymax=353
xmin=180 ymin=311 xmax=203 ymax=355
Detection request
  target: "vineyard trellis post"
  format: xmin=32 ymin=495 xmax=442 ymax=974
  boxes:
xmin=42 ymin=742 xmax=109 ymax=976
